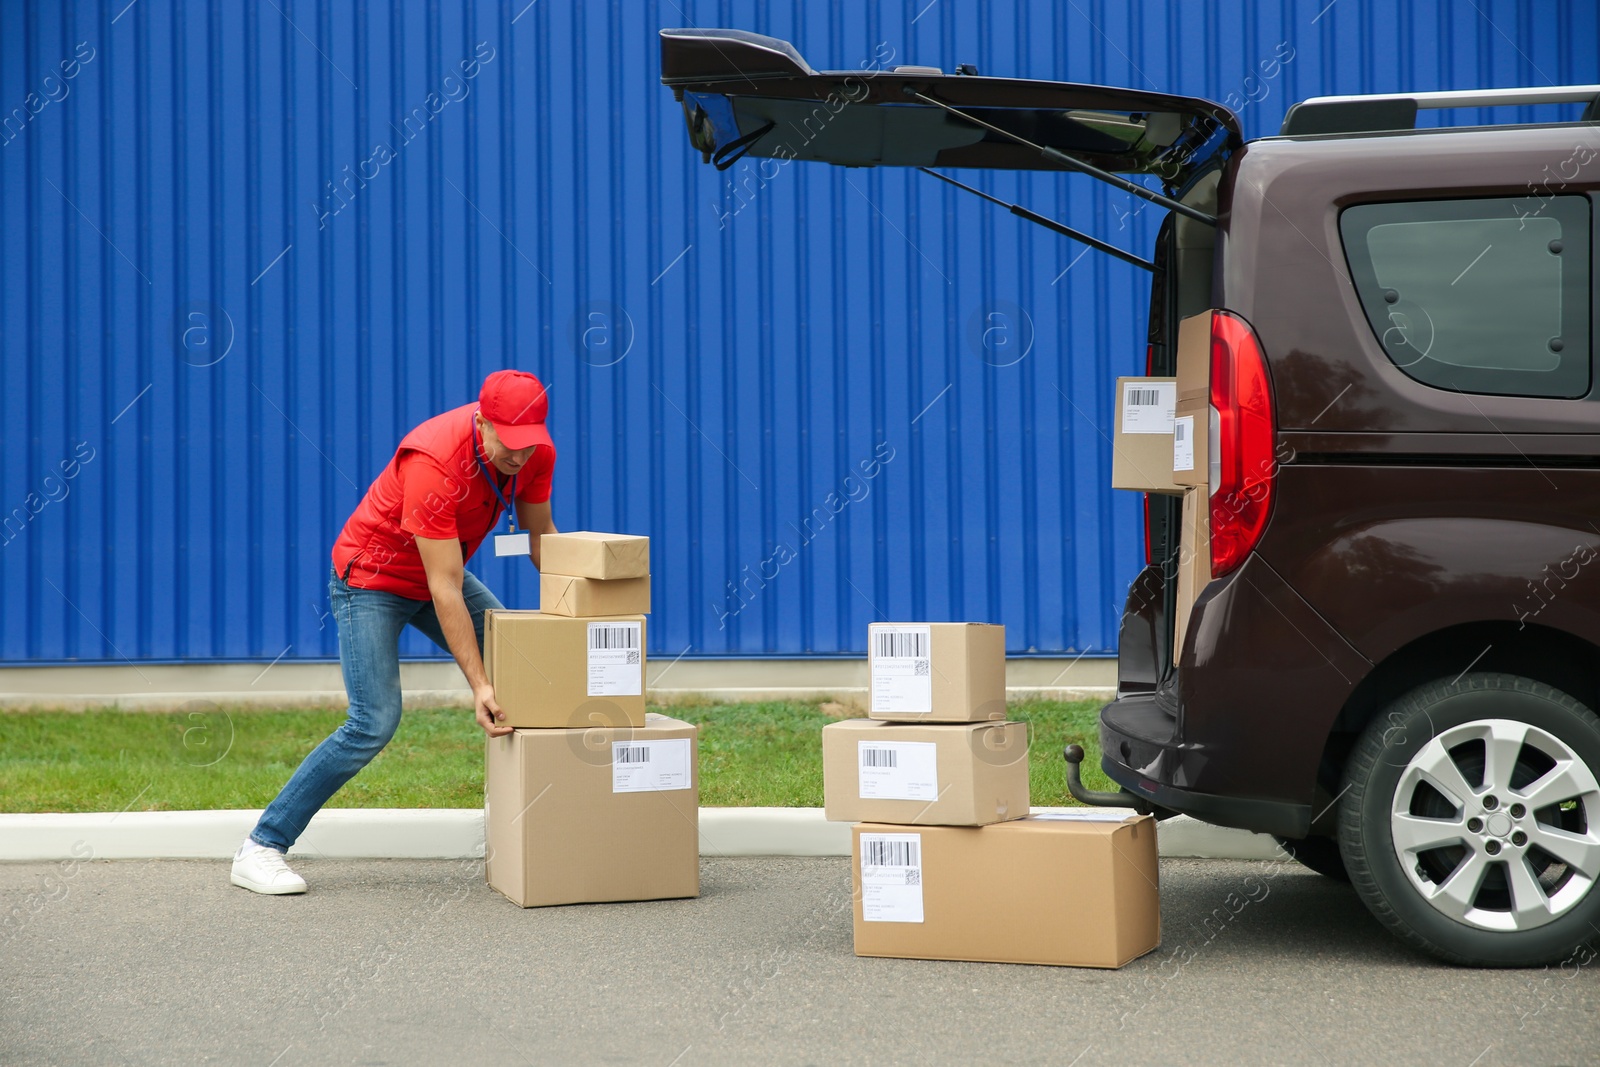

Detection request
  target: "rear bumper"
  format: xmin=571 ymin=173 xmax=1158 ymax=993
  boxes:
xmin=1098 ymin=553 xmax=1371 ymax=839
xmin=1097 ymin=693 xmax=1310 ymax=838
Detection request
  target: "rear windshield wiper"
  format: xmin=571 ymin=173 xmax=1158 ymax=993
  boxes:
xmin=917 ymin=167 xmax=1155 ymax=273
xmin=907 ymin=88 xmax=1218 ymax=227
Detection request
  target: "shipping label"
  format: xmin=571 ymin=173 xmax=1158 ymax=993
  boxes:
xmin=857 ymin=740 xmax=939 ymax=801
xmin=611 ymin=737 xmax=692 ymax=793
xmin=587 ymin=621 xmax=643 ymax=696
xmin=1173 ymin=415 xmax=1195 ymax=472
xmin=869 ymin=625 xmax=933 ymax=714
xmin=860 ymin=832 xmax=924 ymax=923
xmin=1122 ymin=380 xmax=1176 ymax=434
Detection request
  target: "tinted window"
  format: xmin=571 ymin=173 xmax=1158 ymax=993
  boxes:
xmin=1340 ymin=196 xmax=1590 ymax=398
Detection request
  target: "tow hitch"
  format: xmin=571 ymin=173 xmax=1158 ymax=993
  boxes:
xmin=1062 ymin=744 xmax=1158 ymax=816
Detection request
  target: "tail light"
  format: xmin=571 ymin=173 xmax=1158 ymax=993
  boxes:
xmin=1208 ymin=312 xmax=1275 ymax=577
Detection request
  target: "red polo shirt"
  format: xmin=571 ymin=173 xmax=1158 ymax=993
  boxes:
xmin=331 ymin=403 xmax=555 ymax=599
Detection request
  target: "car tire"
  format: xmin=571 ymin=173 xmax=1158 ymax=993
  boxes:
xmin=1340 ymin=672 xmax=1600 ymax=966
xmin=1273 ymin=835 xmax=1350 ymax=882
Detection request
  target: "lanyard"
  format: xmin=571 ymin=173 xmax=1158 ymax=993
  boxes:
xmin=473 ymin=426 xmax=518 ymax=533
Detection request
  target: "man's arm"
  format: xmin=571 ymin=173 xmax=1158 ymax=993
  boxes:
xmin=415 ymin=535 xmax=513 ymax=737
xmin=515 ymin=499 xmax=557 ymax=569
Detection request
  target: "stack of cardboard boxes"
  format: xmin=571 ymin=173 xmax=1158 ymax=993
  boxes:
xmin=1112 ymin=310 xmax=1212 ymax=657
xmin=823 ymin=623 xmax=1161 ymax=968
xmin=482 ymin=531 xmax=700 ymax=908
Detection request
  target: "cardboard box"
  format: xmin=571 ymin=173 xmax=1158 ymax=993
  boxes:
xmin=485 ymin=610 xmax=646 ymax=729
xmin=1175 ymin=312 xmax=1211 ymax=399
xmin=1172 ymin=312 xmax=1214 ymax=643
xmin=851 ymin=814 xmax=1160 ymax=968
xmin=1111 ymin=376 xmax=1182 ymax=495
xmin=485 ymin=714 xmax=699 ymax=907
xmin=1174 ymin=487 xmax=1212 ymax=659
xmin=540 ymin=573 xmax=652 ymax=617
xmin=540 ymin=531 xmax=650 ymax=580
xmin=822 ymin=718 xmax=1029 ymax=827
xmin=1172 ymin=394 xmax=1209 ymax=488
xmin=867 ymin=622 xmax=1006 ymax=722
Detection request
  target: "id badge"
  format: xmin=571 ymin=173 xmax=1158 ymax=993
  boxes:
xmin=494 ymin=532 xmax=532 ymax=557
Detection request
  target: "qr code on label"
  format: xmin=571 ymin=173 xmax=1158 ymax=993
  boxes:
xmin=626 ymin=650 xmax=640 ymax=665
xmin=905 ymin=869 xmax=921 ymax=886
xmin=913 ymin=660 xmax=930 ymax=677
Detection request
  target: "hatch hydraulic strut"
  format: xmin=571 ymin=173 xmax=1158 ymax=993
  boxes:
xmin=916 ymin=167 xmax=1154 ymax=272
xmin=906 ymin=88 xmax=1218 ymax=227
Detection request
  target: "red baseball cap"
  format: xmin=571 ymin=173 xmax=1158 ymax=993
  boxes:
xmin=478 ymin=370 xmax=553 ymax=452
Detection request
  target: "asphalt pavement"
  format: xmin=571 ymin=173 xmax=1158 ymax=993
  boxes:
xmin=2 ymin=855 xmax=1596 ymax=1066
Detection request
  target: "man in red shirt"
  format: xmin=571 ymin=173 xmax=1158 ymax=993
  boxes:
xmin=231 ymin=370 xmax=558 ymax=894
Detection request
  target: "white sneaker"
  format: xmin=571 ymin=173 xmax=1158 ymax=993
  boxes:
xmin=231 ymin=839 xmax=308 ymax=895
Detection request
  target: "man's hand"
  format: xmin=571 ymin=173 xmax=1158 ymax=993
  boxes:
xmin=475 ymin=683 xmax=513 ymax=737
xmin=515 ymin=500 xmax=556 ymax=570
xmin=415 ymin=536 xmax=512 ymax=737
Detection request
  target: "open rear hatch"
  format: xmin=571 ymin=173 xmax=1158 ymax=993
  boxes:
xmin=659 ymin=28 xmax=1235 ymax=736
xmin=660 ymin=28 xmax=1240 ymax=198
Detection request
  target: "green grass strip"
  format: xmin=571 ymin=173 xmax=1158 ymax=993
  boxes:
xmin=0 ymin=699 xmax=1117 ymax=813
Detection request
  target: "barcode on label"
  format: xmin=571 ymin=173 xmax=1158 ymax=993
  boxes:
xmin=1127 ymin=387 xmax=1162 ymax=406
xmin=873 ymin=631 xmax=928 ymax=658
xmin=1174 ymin=420 xmax=1187 ymax=442
xmin=589 ymin=624 xmax=640 ymax=650
xmin=860 ymin=746 xmax=897 ymax=769
xmin=614 ymin=745 xmax=650 ymax=764
xmin=863 ymin=838 xmax=919 ymax=867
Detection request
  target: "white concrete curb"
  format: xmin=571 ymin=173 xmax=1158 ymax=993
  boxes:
xmin=0 ymin=807 xmax=1282 ymax=863
xmin=0 ymin=809 xmax=486 ymax=862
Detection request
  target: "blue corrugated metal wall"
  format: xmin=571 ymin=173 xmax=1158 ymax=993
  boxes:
xmin=2 ymin=0 xmax=1595 ymax=664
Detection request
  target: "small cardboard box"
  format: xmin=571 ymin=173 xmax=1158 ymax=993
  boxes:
xmin=1175 ymin=312 xmax=1211 ymax=399
xmin=1174 ymin=487 xmax=1212 ymax=659
xmin=1111 ymin=376 xmax=1182 ymax=495
xmin=822 ymin=718 xmax=1029 ymax=827
xmin=485 ymin=610 xmax=646 ymax=728
xmin=1172 ymin=394 xmax=1209 ymax=488
xmin=540 ymin=573 xmax=652 ymax=617
xmin=485 ymin=714 xmax=699 ymax=908
xmin=540 ymin=531 xmax=650 ymax=580
xmin=867 ymin=622 xmax=1006 ymax=722
xmin=852 ymin=814 xmax=1160 ymax=968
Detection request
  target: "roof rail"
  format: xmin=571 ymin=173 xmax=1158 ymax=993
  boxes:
xmin=1280 ymin=84 xmax=1600 ymax=136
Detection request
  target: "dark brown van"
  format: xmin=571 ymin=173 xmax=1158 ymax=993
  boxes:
xmin=660 ymin=28 xmax=1600 ymax=966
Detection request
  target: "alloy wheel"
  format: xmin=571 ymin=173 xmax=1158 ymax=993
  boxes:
xmin=1390 ymin=717 xmax=1600 ymax=932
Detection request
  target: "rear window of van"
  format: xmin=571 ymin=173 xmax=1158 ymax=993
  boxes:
xmin=1340 ymin=196 xmax=1590 ymax=398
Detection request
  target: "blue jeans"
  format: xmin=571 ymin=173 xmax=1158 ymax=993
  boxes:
xmin=250 ymin=568 xmax=504 ymax=852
